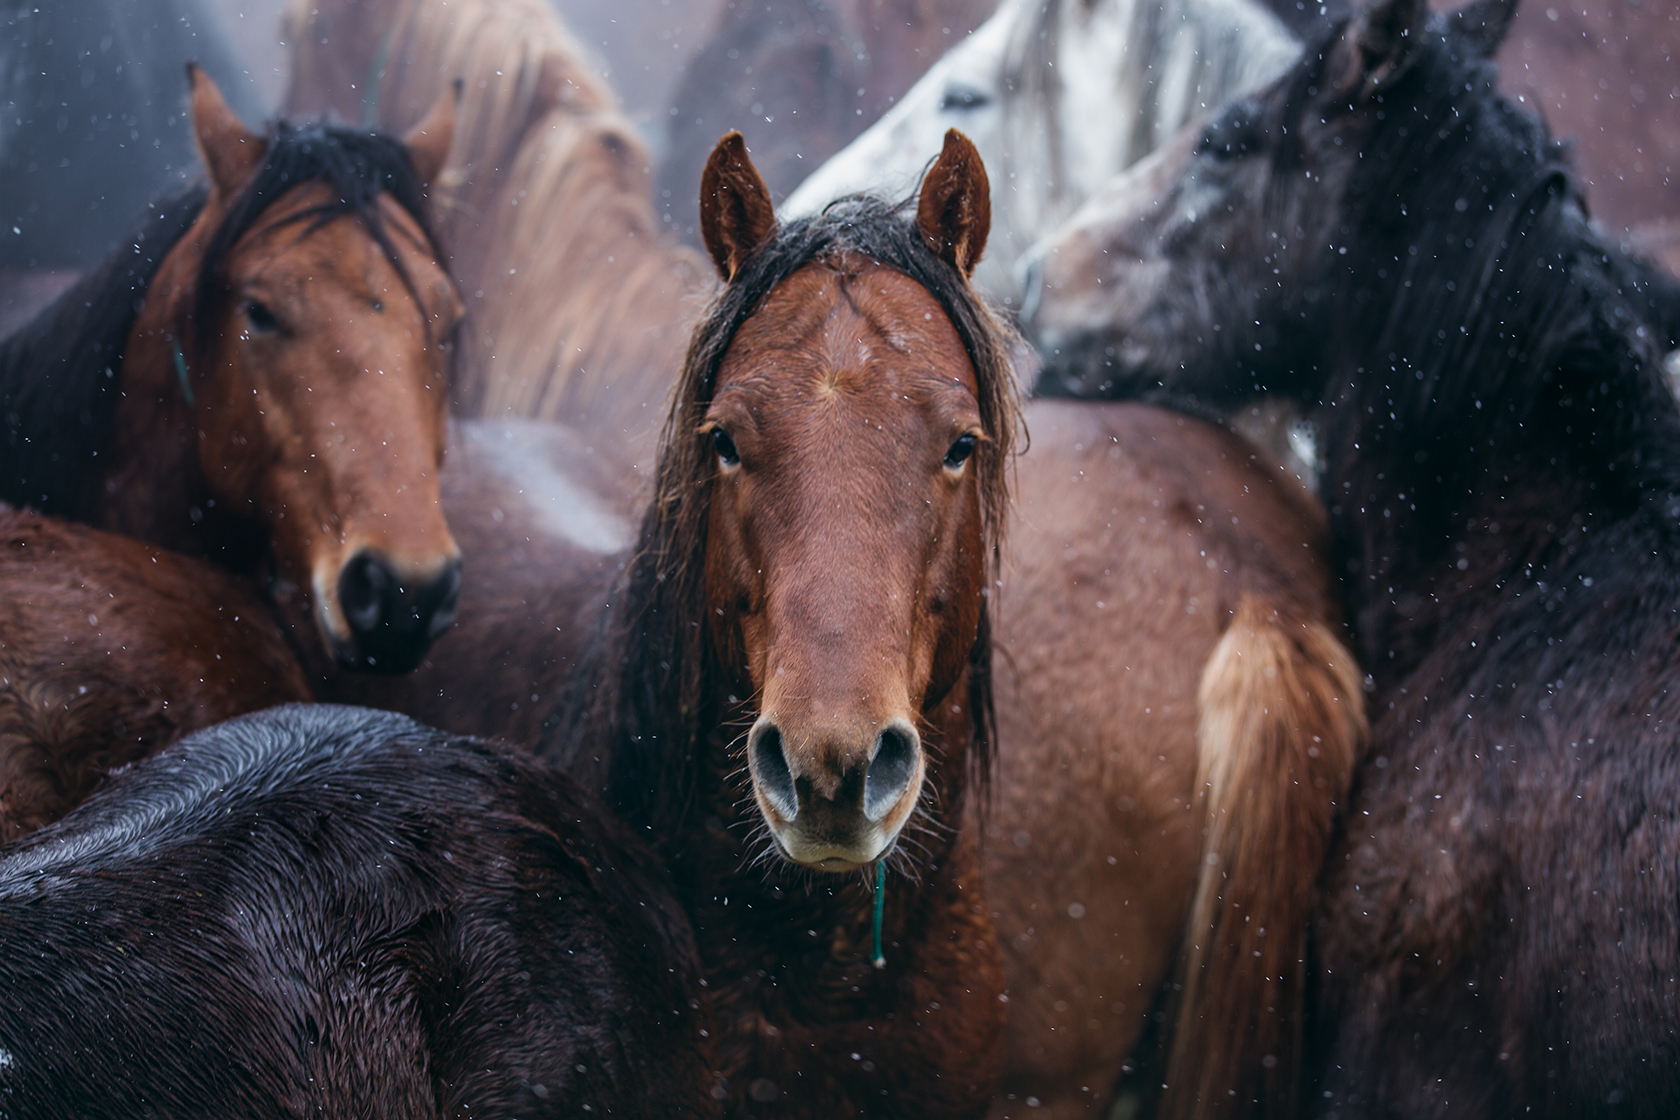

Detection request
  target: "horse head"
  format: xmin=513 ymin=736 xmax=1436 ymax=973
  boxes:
xmin=696 ymin=130 xmax=1007 ymax=871
xmin=1022 ymin=0 xmax=1523 ymax=411
xmin=782 ymin=0 xmax=1299 ymax=303
xmin=126 ymin=70 xmax=465 ymax=672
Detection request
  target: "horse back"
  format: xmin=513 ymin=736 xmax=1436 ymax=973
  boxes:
xmin=0 ymin=704 xmax=717 ymax=1119
xmin=1315 ymin=516 xmax=1680 ymax=1113
xmin=0 ymin=507 xmax=308 ymax=841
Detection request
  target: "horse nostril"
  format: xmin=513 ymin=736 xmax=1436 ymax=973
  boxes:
xmin=338 ymin=551 xmax=390 ymax=634
xmin=749 ymin=722 xmax=799 ymax=822
xmin=864 ymin=724 xmax=920 ymax=822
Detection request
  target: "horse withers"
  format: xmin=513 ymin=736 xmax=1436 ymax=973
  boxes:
xmin=0 ymin=703 xmax=718 ymax=1118
xmin=0 ymin=69 xmax=465 ymax=673
xmin=1023 ymin=0 xmax=1680 ymax=1111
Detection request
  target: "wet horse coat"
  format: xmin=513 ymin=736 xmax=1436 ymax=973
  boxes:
xmin=0 ymin=508 xmax=308 ymax=842
xmin=1022 ymin=0 xmax=1680 ymax=1110
xmin=0 ymin=704 xmax=718 ymax=1118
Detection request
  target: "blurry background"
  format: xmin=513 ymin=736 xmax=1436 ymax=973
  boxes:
xmin=3 ymin=0 xmax=1675 ymax=335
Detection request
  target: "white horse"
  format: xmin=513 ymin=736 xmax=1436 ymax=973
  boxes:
xmin=783 ymin=0 xmax=1300 ymax=304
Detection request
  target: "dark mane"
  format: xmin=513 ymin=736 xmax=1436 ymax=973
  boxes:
xmin=1283 ymin=15 xmax=1680 ymax=503
xmin=546 ymin=194 xmax=1022 ymax=840
xmin=0 ymin=191 xmax=203 ymax=515
xmin=0 ymin=119 xmax=442 ymax=519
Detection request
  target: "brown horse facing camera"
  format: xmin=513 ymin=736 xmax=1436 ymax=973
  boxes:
xmin=536 ymin=129 xmax=1017 ymax=1118
xmin=0 ymin=508 xmax=309 ymax=843
xmin=0 ymin=68 xmax=464 ymax=673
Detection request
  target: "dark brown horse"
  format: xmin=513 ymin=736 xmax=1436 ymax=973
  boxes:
xmin=0 ymin=507 xmax=309 ymax=842
xmin=0 ymin=703 xmax=718 ymax=1118
xmin=0 ymin=68 xmax=464 ymax=673
xmin=1023 ymin=0 xmax=1680 ymax=1111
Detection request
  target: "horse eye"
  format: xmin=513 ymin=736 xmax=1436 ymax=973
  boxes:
xmin=244 ymin=300 xmax=279 ymax=334
xmin=712 ymin=428 xmax=740 ymax=467
xmin=939 ymin=84 xmax=991 ymax=112
xmin=944 ymin=433 xmax=977 ymax=470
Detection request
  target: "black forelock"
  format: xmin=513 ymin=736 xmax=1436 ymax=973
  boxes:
xmin=192 ymin=119 xmax=442 ymax=354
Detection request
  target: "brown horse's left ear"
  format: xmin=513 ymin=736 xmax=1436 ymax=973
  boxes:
xmin=916 ymin=129 xmax=990 ymax=277
xmin=700 ymin=132 xmax=777 ymax=282
xmin=188 ymin=63 xmax=269 ymax=198
xmin=1450 ymin=0 xmax=1520 ymax=57
xmin=404 ymin=79 xmax=461 ymax=189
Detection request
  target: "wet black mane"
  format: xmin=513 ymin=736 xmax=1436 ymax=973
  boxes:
xmin=0 ymin=191 xmax=202 ymax=515
xmin=545 ymin=194 xmax=1020 ymax=844
xmin=0 ymin=120 xmax=441 ymax=518
xmin=1280 ymin=13 xmax=1680 ymax=502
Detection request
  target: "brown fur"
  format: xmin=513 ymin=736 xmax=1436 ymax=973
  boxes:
xmin=282 ymin=0 xmax=713 ymax=440
xmin=983 ymin=402 xmax=1363 ymax=1119
xmin=691 ymin=256 xmax=1007 ymax=1116
xmin=0 ymin=508 xmax=308 ymax=842
xmin=303 ymin=419 xmax=639 ymax=742
xmin=917 ymin=129 xmax=992 ymax=277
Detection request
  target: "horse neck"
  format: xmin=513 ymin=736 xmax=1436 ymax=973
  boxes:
xmin=91 ymin=237 xmax=245 ymax=564
xmin=1317 ymin=165 xmax=1680 ymax=679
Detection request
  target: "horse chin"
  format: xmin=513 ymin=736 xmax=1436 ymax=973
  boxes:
xmin=767 ymin=824 xmax=898 ymax=874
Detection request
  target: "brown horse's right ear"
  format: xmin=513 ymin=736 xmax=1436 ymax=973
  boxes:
xmin=188 ymin=63 xmax=268 ymax=198
xmin=404 ymin=80 xmax=461 ymax=189
xmin=700 ymin=132 xmax=776 ymax=282
xmin=1337 ymin=0 xmax=1428 ymax=103
xmin=916 ymin=129 xmax=990 ymax=277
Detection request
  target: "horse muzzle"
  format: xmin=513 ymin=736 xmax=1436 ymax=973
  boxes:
xmin=747 ymin=715 xmax=924 ymax=872
xmin=324 ymin=548 xmax=463 ymax=673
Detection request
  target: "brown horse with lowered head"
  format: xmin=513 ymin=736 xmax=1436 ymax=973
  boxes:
xmin=0 ymin=508 xmax=309 ymax=842
xmin=0 ymin=68 xmax=463 ymax=673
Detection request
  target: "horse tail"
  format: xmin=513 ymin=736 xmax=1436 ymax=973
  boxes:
xmin=1160 ymin=595 xmax=1366 ymax=1120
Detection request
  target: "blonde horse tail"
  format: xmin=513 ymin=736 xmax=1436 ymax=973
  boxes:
xmin=1160 ymin=595 xmax=1366 ymax=1120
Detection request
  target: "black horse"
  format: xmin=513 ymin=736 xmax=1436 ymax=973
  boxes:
xmin=1023 ymin=0 xmax=1680 ymax=1113
xmin=0 ymin=704 xmax=718 ymax=1119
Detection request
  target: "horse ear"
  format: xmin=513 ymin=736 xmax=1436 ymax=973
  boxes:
xmin=404 ymin=80 xmax=461 ymax=189
xmin=1338 ymin=0 xmax=1429 ymax=102
xmin=1450 ymin=0 xmax=1520 ymax=56
xmin=700 ymin=132 xmax=776 ymax=282
xmin=188 ymin=63 xmax=268 ymax=197
xmin=916 ymin=129 xmax=990 ymax=277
